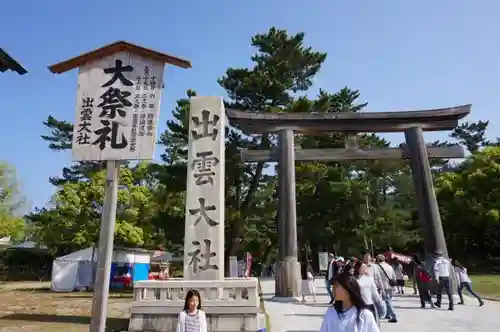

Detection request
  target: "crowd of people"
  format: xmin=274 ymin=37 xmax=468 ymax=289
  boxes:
xmin=173 ymin=250 xmax=485 ymax=332
xmin=299 ymin=249 xmax=486 ymax=332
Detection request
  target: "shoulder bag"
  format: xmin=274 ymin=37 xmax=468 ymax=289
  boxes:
xmin=377 ymin=263 xmax=397 ymax=287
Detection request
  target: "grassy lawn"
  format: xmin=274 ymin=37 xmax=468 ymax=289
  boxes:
xmin=406 ymin=274 xmax=500 ymax=301
xmin=469 ymin=274 xmax=500 ymax=301
xmin=1 ymin=280 xmax=272 ymax=332
xmin=0 ymin=282 xmax=131 ymax=332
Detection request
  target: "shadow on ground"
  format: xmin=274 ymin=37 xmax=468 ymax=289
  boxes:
xmin=10 ymin=288 xmax=133 ymax=295
xmin=284 ymin=313 xmax=324 ymax=317
xmin=291 ymin=302 xmax=331 ymax=308
xmin=0 ymin=313 xmax=128 ymax=331
xmin=6 ymin=287 xmax=52 ymax=293
xmin=393 ymin=305 xmax=428 ymax=310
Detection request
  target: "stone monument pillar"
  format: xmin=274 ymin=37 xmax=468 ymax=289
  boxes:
xmin=183 ymin=96 xmax=225 ymax=280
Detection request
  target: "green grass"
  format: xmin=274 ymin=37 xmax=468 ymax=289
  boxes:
xmin=407 ymin=274 xmax=500 ymax=301
xmin=258 ymin=280 xmax=270 ymax=332
xmin=469 ymin=274 xmax=500 ymax=301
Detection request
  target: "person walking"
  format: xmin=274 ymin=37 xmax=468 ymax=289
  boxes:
xmin=354 ymin=261 xmax=383 ymax=325
xmin=301 ymin=260 xmax=316 ymax=302
xmin=376 ymin=254 xmax=398 ymax=323
xmin=393 ymin=261 xmax=405 ymax=294
xmin=319 ymin=272 xmax=380 ymax=332
xmin=325 ymin=253 xmax=336 ymax=303
xmin=413 ymin=254 xmax=434 ymax=308
xmin=411 ymin=257 xmax=419 ymax=295
xmin=363 ymin=252 xmax=383 ymax=292
xmin=454 ymin=260 xmax=484 ymax=306
xmin=433 ymin=250 xmax=454 ymax=310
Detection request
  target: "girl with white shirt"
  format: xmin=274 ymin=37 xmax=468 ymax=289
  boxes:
xmin=319 ymin=271 xmax=380 ymax=332
xmin=176 ymin=289 xmax=207 ymax=332
xmin=393 ymin=262 xmax=405 ymax=294
xmin=453 ymin=260 xmax=484 ymax=306
xmin=354 ymin=261 xmax=383 ymax=324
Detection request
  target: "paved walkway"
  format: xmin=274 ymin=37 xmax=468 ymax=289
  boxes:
xmin=260 ymin=278 xmax=498 ymax=332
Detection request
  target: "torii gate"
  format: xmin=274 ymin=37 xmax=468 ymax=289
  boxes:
xmin=226 ymin=104 xmax=470 ymax=298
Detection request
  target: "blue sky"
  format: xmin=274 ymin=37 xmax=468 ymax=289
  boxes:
xmin=1 ymin=1 xmax=499 ymax=211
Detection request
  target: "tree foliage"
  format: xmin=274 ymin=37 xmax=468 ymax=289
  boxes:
xmin=27 ymin=27 xmax=500 ymax=269
xmin=0 ymin=162 xmax=25 ymax=241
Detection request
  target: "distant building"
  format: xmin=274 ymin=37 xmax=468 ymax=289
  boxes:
xmin=0 ymin=236 xmax=47 ymax=250
xmin=0 ymin=48 xmax=27 ymax=75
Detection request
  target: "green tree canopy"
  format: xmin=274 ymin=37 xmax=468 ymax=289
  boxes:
xmin=0 ymin=162 xmax=25 ymax=241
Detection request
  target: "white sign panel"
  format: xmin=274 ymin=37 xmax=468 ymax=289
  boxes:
xmin=72 ymin=52 xmax=165 ymax=161
xmin=229 ymin=256 xmax=238 ymax=278
xmin=318 ymin=252 xmax=328 ymax=271
xmin=183 ymin=97 xmax=225 ymax=280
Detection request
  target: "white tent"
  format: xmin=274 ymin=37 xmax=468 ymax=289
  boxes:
xmin=51 ymin=247 xmax=150 ymax=292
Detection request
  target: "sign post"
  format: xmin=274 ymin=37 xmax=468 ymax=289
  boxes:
xmin=48 ymin=41 xmax=191 ymax=332
xmin=91 ymin=159 xmax=119 ymax=332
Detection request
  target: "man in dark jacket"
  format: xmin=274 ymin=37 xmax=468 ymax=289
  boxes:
xmin=414 ymin=253 xmax=435 ymax=308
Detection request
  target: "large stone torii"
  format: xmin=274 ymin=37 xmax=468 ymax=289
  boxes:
xmin=226 ymin=104 xmax=471 ymax=299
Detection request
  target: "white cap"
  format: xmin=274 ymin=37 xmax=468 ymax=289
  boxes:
xmin=337 ymin=256 xmax=345 ymax=262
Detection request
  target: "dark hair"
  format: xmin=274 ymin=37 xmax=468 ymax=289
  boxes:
xmin=183 ymin=289 xmax=202 ymax=311
xmin=341 ymin=261 xmax=355 ymax=276
xmin=413 ymin=253 xmax=422 ymax=266
xmin=353 ymin=260 xmax=364 ymax=278
xmin=332 ymin=271 xmax=367 ymax=324
xmin=454 ymin=260 xmax=464 ymax=269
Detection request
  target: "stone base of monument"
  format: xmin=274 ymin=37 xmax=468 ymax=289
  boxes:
xmin=273 ymin=259 xmax=301 ymax=301
xmin=128 ymin=278 xmax=263 ymax=332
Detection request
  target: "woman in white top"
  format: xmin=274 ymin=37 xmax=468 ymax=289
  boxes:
xmin=177 ymin=289 xmax=208 ymax=332
xmin=453 ymin=260 xmax=484 ymax=306
xmin=354 ymin=261 xmax=383 ymax=324
xmin=393 ymin=261 xmax=405 ymax=294
xmin=320 ymin=271 xmax=380 ymax=332
xmin=301 ymin=260 xmax=317 ymax=302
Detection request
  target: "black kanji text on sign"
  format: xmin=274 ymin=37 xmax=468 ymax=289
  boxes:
xmin=93 ymin=120 xmax=127 ymax=150
xmin=191 ymin=109 xmax=220 ymax=141
xmin=97 ymin=88 xmax=132 ymax=119
xmin=191 ymin=151 xmax=219 ymax=186
xmin=188 ymin=197 xmax=219 ymax=227
xmin=102 ymin=59 xmax=134 ymax=87
xmin=92 ymin=59 xmax=134 ymax=151
xmin=188 ymin=239 xmax=219 ymax=274
xmin=76 ymin=97 xmax=94 ymax=145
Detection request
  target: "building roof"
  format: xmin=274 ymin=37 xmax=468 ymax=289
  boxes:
xmin=0 ymin=48 xmax=27 ymax=75
xmin=48 ymin=40 xmax=191 ymax=74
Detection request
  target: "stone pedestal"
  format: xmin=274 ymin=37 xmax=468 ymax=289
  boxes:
xmin=129 ymin=278 xmax=265 ymax=332
xmin=274 ymin=258 xmax=301 ymax=300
